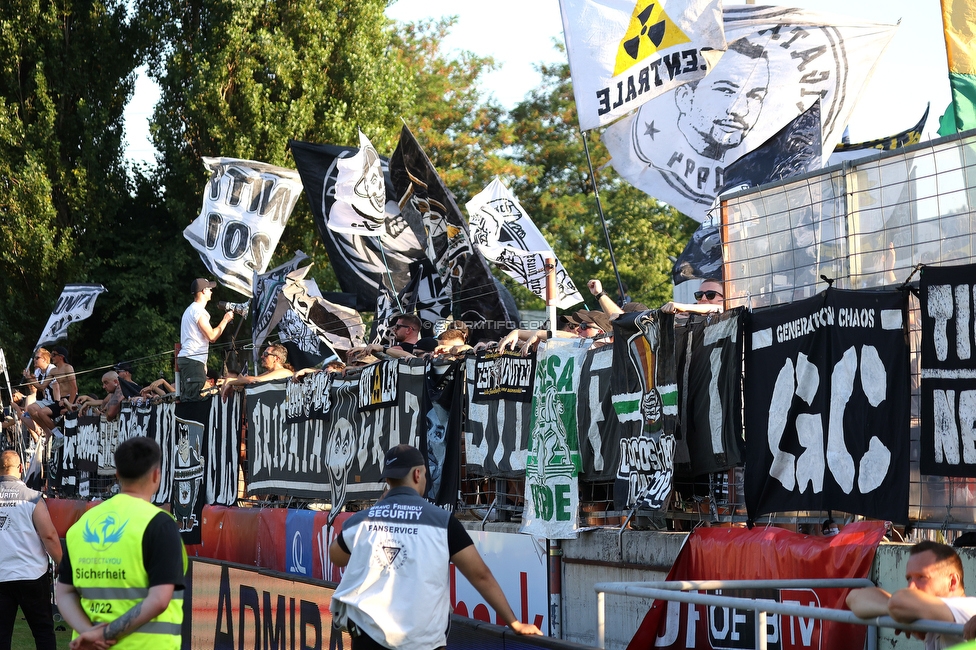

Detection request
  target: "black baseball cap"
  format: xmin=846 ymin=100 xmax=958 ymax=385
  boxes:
xmin=191 ymin=278 xmax=217 ymax=293
xmin=379 ymin=444 xmax=425 ymax=479
xmin=52 ymin=346 xmax=70 ymax=361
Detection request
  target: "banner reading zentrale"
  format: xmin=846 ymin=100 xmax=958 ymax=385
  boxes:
xmin=626 ymin=522 xmax=886 ymax=650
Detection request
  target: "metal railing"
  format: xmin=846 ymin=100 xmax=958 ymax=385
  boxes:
xmin=594 ymin=579 xmax=965 ymax=650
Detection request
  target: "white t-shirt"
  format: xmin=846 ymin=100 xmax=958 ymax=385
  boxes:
xmin=180 ymin=301 xmax=211 ymax=363
xmin=926 ymin=597 xmax=976 ymax=650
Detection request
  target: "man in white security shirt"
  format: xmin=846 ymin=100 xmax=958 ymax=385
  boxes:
xmin=329 ymin=444 xmax=542 ymax=650
xmin=178 ymin=278 xmax=234 ymax=401
xmin=0 ymin=450 xmax=63 ymax=650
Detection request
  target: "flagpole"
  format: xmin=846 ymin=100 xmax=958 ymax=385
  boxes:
xmin=377 ymin=243 xmax=404 ymax=314
xmin=580 ymin=128 xmax=627 ymax=304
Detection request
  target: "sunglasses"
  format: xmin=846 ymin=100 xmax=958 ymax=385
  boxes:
xmin=393 ymin=324 xmax=411 ymax=330
xmin=694 ymin=290 xmax=723 ymax=301
xmin=578 ymin=322 xmax=596 ymax=331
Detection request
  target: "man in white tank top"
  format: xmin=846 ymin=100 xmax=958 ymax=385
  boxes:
xmin=0 ymin=450 xmax=63 ymax=650
xmin=178 ymin=278 xmax=234 ymax=401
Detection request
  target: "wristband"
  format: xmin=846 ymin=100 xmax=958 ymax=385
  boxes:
xmin=596 ymin=291 xmax=608 ymax=300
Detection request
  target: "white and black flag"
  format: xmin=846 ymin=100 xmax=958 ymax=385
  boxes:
xmin=744 ymin=289 xmax=910 ymax=523
xmin=35 ymin=284 xmax=107 ymax=349
xmin=184 ymin=157 xmax=303 ymax=297
xmin=920 ymin=263 xmax=976 ymax=477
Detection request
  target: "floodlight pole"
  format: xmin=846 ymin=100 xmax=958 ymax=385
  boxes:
xmin=579 ymin=128 xmax=626 ymax=305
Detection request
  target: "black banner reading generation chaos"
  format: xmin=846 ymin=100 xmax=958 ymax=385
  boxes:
xmin=744 ymin=289 xmax=910 ymax=523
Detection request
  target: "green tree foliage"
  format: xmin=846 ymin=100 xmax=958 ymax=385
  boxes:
xmin=0 ymin=0 xmax=142 ymax=380
xmin=0 ymin=3 xmax=695 ymax=393
xmin=506 ymin=60 xmax=697 ymax=311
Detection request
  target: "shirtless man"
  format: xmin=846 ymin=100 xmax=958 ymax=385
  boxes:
xmin=22 ymin=348 xmax=61 ymax=439
xmin=49 ymin=346 xmax=78 ymax=412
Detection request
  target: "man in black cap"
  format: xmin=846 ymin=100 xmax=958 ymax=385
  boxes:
xmin=178 ymin=278 xmax=234 ymax=401
xmin=113 ymin=361 xmax=143 ymax=398
xmin=330 ymin=444 xmax=542 ymax=649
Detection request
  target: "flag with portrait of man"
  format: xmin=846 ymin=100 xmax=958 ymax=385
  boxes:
xmin=604 ymin=6 xmax=897 ymax=222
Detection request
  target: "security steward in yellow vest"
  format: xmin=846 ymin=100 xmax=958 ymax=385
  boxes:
xmin=56 ymin=437 xmax=186 ymax=649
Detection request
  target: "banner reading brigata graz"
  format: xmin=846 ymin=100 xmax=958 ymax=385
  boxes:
xmin=744 ymin=289 xmax=910 ymax=523
xmin=920 ymin=263 xmax=976 ymax=477
xmin=248 ymin=361 xmax=429 ymax=516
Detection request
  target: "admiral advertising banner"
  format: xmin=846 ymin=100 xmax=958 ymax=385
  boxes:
xmin=464 ymin=351 xmax=536 ymax=477
xmin=187 ymin=559 xmax=350 ymax=650
xmin=611 ymin=311 xmax=678 ymax=511
xmin=920 ymin=263 xmax=976 ymax=477
xmin=744 ymin=290 xmax=910 ymax=523
xmin=604 ymin=6 xmax=896 ymax=221
xmin=248 ymin=363 xmax=429 ymax=512
xmin=559 ymin=0 xmax=726 ymax=131
xmin=626 ymin=522 xmax=887 ymax=650
xmin=673 ymin=308 xmax=744 ymax=476
xmin=522 ymin=341 xmax=590 ymax=539
xmin=184 ymin=158 xmax=303 ymax=297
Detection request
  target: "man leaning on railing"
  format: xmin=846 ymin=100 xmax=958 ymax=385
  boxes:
xmin=847 ymin=541 xmax=976 ymax=650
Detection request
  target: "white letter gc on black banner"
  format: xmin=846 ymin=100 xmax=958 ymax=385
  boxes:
xmin=744 ymin=289 xmax=910 ymax=524
xmin=920 ymin=263 xmax=976 ymax=477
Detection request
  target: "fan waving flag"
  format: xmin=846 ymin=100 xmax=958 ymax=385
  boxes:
xmin=604 ymin=5 xmax=897 ymax=222
xmin=278 ymin=263 xmax=365 ymax=351
xmin=390 ymin=125 xmax=520 ymax=342
xmin=35 ymin=284 xmax=107 ymax=349
xmin=329 ymin=130 xmax=387 ymax=236
xmin=183 ymin=157 xmax=303 ymax=296
xmin=560 ymin=0 xmax=726 ymax=131
xmin=290 ymin=139 xmax=428 ymax=312
xmin=466 ymin=179 xmax=583 ymax=309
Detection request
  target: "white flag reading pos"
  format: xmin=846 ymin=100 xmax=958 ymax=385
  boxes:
xmin=604 ymin=5 xmax=897 ymax=221
xmin=184 ymin=157 xmax=303 ymax=297
xmin=465 ymin=179 xmax=584 ymax=310
xmin=328 ymin=130 xmax=387 ymax=236
xmin=35 ymin=284 xmax=107 ymax=349
xmin=560 ymin=0 xmax=726 ymax=131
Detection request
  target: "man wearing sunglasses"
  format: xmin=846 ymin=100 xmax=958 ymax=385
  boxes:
xmin=221 ymin=344 xmax=294 ymax=401
xmin=390 ymin=314 xmax=422 ymax=353
xmin=661 ymin=278 xmax=725 ymax=315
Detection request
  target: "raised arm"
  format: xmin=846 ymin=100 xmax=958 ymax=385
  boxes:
xmin=451 ymin=545 xmax=542 ymax=635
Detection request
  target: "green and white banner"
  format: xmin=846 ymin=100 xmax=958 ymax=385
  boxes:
xmin=521 ymin=340 xmax=591 ymax=539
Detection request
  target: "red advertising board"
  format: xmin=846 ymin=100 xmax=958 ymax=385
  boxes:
xmin=627 ymin=521 xmax=887 ymax=650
